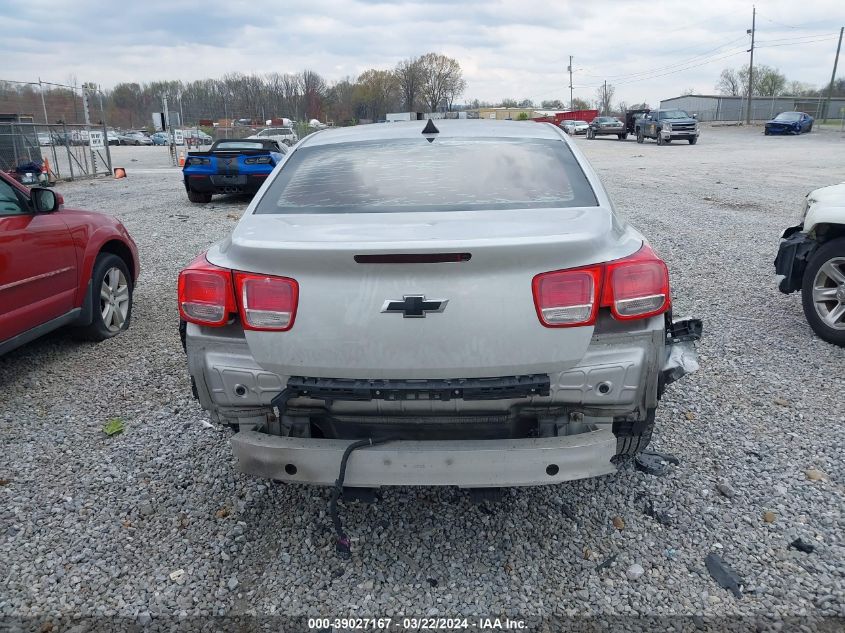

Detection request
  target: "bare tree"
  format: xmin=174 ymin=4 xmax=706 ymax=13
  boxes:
xmin=716 ymin=68 xmax=742 ymax=96
xmin=395 ymin=57 xmax=423 ymax=111
xmin=571 ymin=97 xmax=591 ymax=111
xmin=299 ymin=70 xmax=327 ymax=121
xmin=418 ymin=52 xmax=465 ymax=112
xmin=595 ymin=83 xmax=615 ymax=115
xmin=541 ymin=99 xmax=564 ymax=109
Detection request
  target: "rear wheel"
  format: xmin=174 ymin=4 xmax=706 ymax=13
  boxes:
xmin=657 ymin=134 xmax=665 ymax=146
xmin=801 ymin=237 xmax=845 ymax=347
xmin=636 ymin=129 xmax=644 ymax=143
xmin=617 ymin=134 xmax=625 ymax=140
xmin=764 ymin=128 xmax=770 ymax=135
xmin=188 ymin=189 xmax=212 ymax=204
xmin=76 ymin=254 xmax=133 ymax=341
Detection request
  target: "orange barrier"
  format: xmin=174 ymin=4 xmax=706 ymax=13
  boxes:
xmin=114 ymin=167 xmax=126 ymax=179
xmin=178 ymin=151 xmax=185 ymax=167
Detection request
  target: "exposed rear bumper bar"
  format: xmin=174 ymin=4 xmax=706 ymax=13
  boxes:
xmin=231 ymin=429 xmax=617 ymax=487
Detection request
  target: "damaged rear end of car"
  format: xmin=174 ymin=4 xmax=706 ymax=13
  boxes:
xmin=179 ymin=120 xmax=701 ymax=489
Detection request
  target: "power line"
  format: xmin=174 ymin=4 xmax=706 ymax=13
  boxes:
xmin=755 ymin=32 xmax=840 ymax=44
xmin=756 ymin=37 xmax=839 ymax=49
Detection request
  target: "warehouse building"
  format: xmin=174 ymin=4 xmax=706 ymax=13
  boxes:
xmin=659 ymin=94 xmax=845 ymax=122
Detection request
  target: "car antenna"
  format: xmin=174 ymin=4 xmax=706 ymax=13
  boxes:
xmin=422 ymin=118 xmax=439 ymax=142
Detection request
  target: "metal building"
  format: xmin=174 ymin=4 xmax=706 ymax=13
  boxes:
xmin=659 ymin=94 xmax=845 ymax=122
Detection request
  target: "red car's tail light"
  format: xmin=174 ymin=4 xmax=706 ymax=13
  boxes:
xmin=234 ymin=272 xmax=298 ymax=331
xmin=532 ymin=266 xmax=602 ymax=327
xmin=178 ymin=255 xmax=236 ymax=326
xmin=601 ymin=245 xmax=670 ymax=320
xmin=533 ymin=244 xmax=670 ymax=327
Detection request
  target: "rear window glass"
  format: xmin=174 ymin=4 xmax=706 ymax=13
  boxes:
xmin=255 ymin=137 xmax=597 ymax=214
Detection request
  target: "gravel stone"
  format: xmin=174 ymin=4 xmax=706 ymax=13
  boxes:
xmin=626 ymin=564 xmax=645 ymax=580
xmin=1 ymin=128 xmax=844 ymax=622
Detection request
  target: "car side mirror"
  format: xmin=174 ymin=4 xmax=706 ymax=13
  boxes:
xmin=692 ymin=113 xmax=698 ymax=119
xmin=31 ymin=187 xmax=60 ymax=213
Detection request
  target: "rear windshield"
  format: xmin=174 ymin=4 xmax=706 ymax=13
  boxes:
xmin=254 ymin=137 xmax=597 ymax=214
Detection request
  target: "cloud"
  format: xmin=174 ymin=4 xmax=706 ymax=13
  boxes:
xmin=1 ymin=0 xmax=841 ymax=106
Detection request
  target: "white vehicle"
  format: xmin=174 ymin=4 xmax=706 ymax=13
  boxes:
xmin=561 ymin=120 xmax=590 ymax=135
xmin=775 ymin=182 xmax=845 ymax=346
xmin=178 ymin=119 xmax=702 ymax=498
xmin=248 ymin=127 xmax=298 ymax=146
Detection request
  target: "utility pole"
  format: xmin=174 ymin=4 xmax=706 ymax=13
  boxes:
xmin=38 ymin=78 xmax=49 ymax=124
xmin=745 ymin=5 xmax=756 ymax=125
xmin=603 ymin=80 xmax=608 ymax=115
xmin=823 ymin=27 xmax=843 ymax=123
xmin=163 ymin=94 xmax=176 ymax=166
xmin=82 ymin=85 xmax=96 ymax=174
xmin=568 ymin=55 xmax=574 ymax=111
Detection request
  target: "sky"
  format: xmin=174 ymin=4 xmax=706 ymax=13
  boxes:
xmin=2 ymin=0 xmax=842 ymax=107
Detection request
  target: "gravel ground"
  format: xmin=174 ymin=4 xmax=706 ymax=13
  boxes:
xmin=1 ymin=125 xmax=843 ymax=631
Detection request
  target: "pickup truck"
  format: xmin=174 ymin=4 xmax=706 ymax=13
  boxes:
xmin=635 ymin=109 xmax=699 ymax=145
xmin=775 ymin=182 xmax=845 ymax=346
xmin=182 ymin=138 xmax=286 ymax=203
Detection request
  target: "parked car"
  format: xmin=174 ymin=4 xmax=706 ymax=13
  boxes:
xmin=247 ymin=127 xmax=299 ymax=146
xmin=635 ymin=109 xmax=699 ymax=145
xmin=560 ymin=120 xmax=589 ymax=135
xmin=150 ymin=131 xmax=169 ymax=146
xmin=587 ymin=116 xmax=627 ymax=140
xmin=178 ymin=120 xmax=701 ymax=496
xmin=180 ymin=129 xmax=213 ymax=146
xmin=182 ymin=138 xmax=286 ymax=203
xmin=0 ymin=171 xmax=139 ymax=355
xmin=775 ymin=182 xmax=845 ymax=346
xmin=107 ymin=130 xmax=122 ymax=146
xmin=37 ymin=132 xmax=53 ymax=146
xmin=764 ymin=111 xmax=813 ymax=135
xmin=119 ymin=131 xmax=152 ymax=146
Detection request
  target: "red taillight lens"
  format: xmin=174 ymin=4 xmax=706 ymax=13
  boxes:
xmin=601 ymin=245 xmax=670 ymax=320
xmin=177 ymin=254 xmax=237 ymax=326
xmin=234 ymin=272 xmax=298 ymax=331
xmin=532 ymin=266 xmax=602 ymax=327
xmin=533 ymin=244 xmax=670 ymax=327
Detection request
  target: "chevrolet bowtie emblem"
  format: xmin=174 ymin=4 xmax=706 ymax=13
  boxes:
xmin=381 ymin=295 xmax=448 ymax=318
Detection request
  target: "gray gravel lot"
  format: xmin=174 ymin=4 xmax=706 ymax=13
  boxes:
xmin=1 ymin=126 xmax=843 ymax=629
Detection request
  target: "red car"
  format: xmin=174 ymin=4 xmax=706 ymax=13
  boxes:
xmin=0 ymin=171 xmax=139 ymax=355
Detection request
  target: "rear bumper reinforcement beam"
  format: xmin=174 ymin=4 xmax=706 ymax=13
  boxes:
xmin=232 ymin=429 xmax=616 ymax=487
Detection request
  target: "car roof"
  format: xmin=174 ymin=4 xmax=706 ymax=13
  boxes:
xmin=300 ymin=119 xmax=563 ymax=147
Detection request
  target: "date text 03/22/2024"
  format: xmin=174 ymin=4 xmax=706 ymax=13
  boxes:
xmin=307 ymin=617 xmax=527 ymax=630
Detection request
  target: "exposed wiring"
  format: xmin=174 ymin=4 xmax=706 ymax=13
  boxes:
xmin=330 ymin=437 xmax=397 ymax=558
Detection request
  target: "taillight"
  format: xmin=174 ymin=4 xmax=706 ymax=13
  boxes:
xmin=186 ymin=157 xmax=211 ymax=166
xmin=600 ymin=244 xmax=670 ymax=320
xmin=533 ymin=244 xmax=670 ymax=328
xmin=532 ymin=266 xmax=602 ymax=327
xmin=177 ymin=254 xmax=236 ymax=326
xmin=234 ymin=272 xmax=298 ymax=331
xmin=244 ymin=156 xmax=272 ymax=164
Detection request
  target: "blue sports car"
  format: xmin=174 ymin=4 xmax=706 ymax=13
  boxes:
xmin=183 ymin=138 xmax=286 ymax=203
xmin=764 ymin=111 xmax=813 ymax=135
